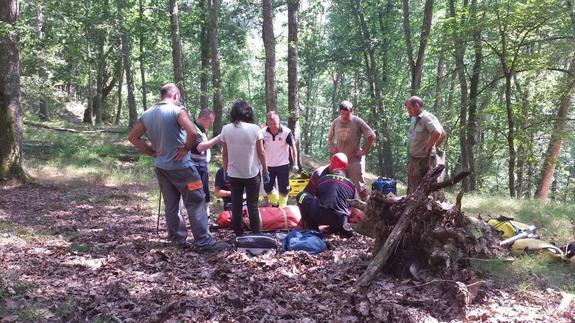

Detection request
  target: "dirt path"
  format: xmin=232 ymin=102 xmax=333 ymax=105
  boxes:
xmin=0 ymin=182 xmax=571 ymax=321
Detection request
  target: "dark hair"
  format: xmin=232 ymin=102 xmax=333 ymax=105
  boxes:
xmin=230 ymin=100 xmax=254 ymax=124
xmin=198 ymin=108 xmax=214 ymax=119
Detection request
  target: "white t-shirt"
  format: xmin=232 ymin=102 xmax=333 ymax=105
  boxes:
xmin=220 ymin=122 xmax=264 ymax=178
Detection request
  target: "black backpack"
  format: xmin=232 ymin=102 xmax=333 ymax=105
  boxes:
xmin=235 ymin=235 xmax=279 ymax=256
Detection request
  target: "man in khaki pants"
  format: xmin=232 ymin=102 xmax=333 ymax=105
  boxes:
xmin=406 ymin=96 xmax=447 ymax=194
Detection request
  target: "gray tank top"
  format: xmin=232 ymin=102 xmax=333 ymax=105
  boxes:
xmin=141 ymin=102 xmax=193 ymax=170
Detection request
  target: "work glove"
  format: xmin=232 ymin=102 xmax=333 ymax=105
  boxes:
xmin=262 ymin=172 xmax=270 ymax=184
xmin=292 ymin=165 xmax=299 ymax=173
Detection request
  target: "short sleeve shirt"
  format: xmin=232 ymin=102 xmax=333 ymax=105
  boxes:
xmin=408 ymin=110 xmax=444 ymax=158
xmin=262 ymin=125 xmax=294 ymax=167
xmin=220 ymin=122 xmax=264 ymax=178
xmin=328 ymin=115 xmax=375 ymax=162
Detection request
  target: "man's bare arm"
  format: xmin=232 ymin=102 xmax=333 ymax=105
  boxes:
xmin=128 ymin=121 xmax=155 ymax=157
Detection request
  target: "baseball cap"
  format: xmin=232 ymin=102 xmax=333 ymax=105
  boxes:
xmin=330 ymin=153 xmax=348 ymax=171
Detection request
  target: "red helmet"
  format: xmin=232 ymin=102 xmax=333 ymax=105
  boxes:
xmin=330 ymin=153 xmax=348 ymax=171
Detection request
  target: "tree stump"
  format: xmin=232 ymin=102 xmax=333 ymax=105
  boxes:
xmin=356 ymin=165 xmax=474 ymax=289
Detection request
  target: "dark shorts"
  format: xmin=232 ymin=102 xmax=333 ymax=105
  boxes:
xmin=264 ymin=164 xmax=290 ymax=195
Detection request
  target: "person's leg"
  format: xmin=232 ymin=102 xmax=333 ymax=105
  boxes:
xmin=296 ymin=191 xmax=320 ymax=230
xmin=347 ymin=160 xmax=368 ymax=200
xmin=162 ymin=167 xmax=215 ymax=248
xmin=264 ymin=166 xmax=279 ymax=206
xmin=197 ymin=164 xmax=211 ymax=217
xmin=276 ymin=164 xmax=290 ymax=207
xmin=155 ymin=168 xmax=188 ymax=244
xmin=229 ymin=176 xmax=246 ymax=236
xmin=407 ymin=158 xmax=428 ymax=194
xmin=245 ymin=175 xmax=261 ymax=234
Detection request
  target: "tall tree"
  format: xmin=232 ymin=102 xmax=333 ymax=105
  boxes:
xmin=262 ymin=0 xmax=277 ymax=112
xmin=116 ymin=0 xmax=138 ymax=127
xmin=200 ymin=0 xmax=210 ymax=111
xmin=138 ymin=0 xmax=148 ymax=111
xmin=287 ymin=0 xmax=301 ymax=166
xmin=0 ymin=0 xmax=26 ymax=181
xmin=209 ymin=0 xmax=222 ymax=136
xmin=353 ymin=0 xmax=394 ymax=177
xmin=536 ymin=0 xmax=575 ymax=201
xmin=169 ymin=0 xmax=186 ymax=103
xmin=402 ymin=0 xmax=434 ymax=95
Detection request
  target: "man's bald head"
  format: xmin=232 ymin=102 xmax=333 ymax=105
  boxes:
xmin=405 ymin=96 xmax=424 ymax=117
xmin=160 ymin=83 xmax=180 ymax=100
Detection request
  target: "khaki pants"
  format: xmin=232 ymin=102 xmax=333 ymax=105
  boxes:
xmin=407 ymin=151 xmax=445 ymax=194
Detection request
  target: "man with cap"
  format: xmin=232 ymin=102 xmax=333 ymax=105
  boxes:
xmin=327 ymin=100 xmax=376 ymax=200
xmin=296 ymin=153 xmax=356 ymax=238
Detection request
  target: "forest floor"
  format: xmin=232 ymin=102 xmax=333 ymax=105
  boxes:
xmin=1 ymin=110 xmax=574 ymax=321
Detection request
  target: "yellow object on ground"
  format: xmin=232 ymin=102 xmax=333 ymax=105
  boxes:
xmin=487 ymin=218 xmax=532 ymax=239
xmin=511 ymin=238 xmax=564 ymax=260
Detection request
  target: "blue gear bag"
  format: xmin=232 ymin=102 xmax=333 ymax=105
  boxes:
xmin=282 ymin=229 xmax=327 ymax=255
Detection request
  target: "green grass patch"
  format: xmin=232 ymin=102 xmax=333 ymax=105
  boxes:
xmin=472 ymin=255 xmax=575 ymax=292
xmin=460 ymin=194 xmax=574 ymax=244
xmin=24 ymin=125 xmax=155 ymax=186
xmin=0 ymin=220 xmax=53 ymax=243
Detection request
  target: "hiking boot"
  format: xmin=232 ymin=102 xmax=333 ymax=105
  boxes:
xmin=196 ymin=241 xmax=229 ymax=253
xmin=337 ymin=223 xmax=354 ymax=239
xmin=175 ymin=241 xmax=193 ymax=250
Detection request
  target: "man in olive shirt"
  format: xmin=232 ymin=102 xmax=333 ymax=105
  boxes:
xmin=327 ymin=100 xmax=376 ymax=200
xmin=406 ymin=96 xmax=447 ymax=194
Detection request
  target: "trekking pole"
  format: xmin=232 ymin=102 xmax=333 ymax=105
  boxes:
xmin=156 ymin=191 xmax=162 ymax=237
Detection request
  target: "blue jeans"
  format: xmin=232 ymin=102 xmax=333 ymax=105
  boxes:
xmin=155 ymin=167 xmax=214 ymax=247
xmin=230 ymin=174 xmax=261 ymax=236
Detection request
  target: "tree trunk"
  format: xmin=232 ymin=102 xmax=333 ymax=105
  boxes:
xmin=115 ymin=54 xmax=123 ymax=125
xmin=449 ymin=0 xmax=470 ymax=191
xmin=36 ymin=3 xmax=49 ymax=120
xmin=536 ymin=55 xmax=575 ymax=201
xmin=117 ymin=0 xmax=138 ymax=128
xmin=0 ymin=0 xmax=26 ymax=181
xmin=262 ymin=0 xmax=277 ymax=112
xmin=354 ymin=0 xmax=393 ymax=177
xmin=466 ymin=0 xmax=482 ymax=191
xmin=402 ymin=0 xmax=434 ymax=95
xmin=209 ymin=0 xmax=222 ymax=136
xmin=82 ymin=0 xmax=93 ymax=124
xmin=138 ymin=0 xmax=147 ymax=111
xmin=200 ymin=0 xmax=210 ymax=111
xmin=287 ymin=0 xmax=301 ymax=167
xmin=94 ymin=29 xmax=106 ymax=125
xmin=169 ymin=0 xmax=186 ymax=104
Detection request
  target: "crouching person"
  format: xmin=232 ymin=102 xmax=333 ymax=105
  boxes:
xmin=128 ymin=83 xmax=227 ymax=252
xmin=296 ymin=153 xmax=356 ymax=238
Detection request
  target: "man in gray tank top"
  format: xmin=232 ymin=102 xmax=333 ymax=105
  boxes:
xmin=128 ymin=83 xmax=227 ymax=252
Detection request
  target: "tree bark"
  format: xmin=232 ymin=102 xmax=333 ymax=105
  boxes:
xmin=83 ymin=0 xmax=93 ymax=124
xmin=262 ymin=0 xmax=277 ymax=112
xmin=94 ymin=27 xmax=106 ymax=125
xmin=0 ymin=0 xmax=26 ymax=181
xmin=209 ymin=0 xmax=222 ymax=136
xmin=115 ymin=54 xmax=123 ymax=125
xmin=138 ymin=0 xmax=147 ymax=111
xmin=117 ymin=0 xmax=138 ymax=128
xmin=169 ymin=0 xmax=186 ymax=104
xmin=287 ymin=0 xmax=301 ymax=167
xmin=536 ymin=55 xmax=575 ymax=201
xmin=449 ymin=0 xmax=470 ymax=191
xmin=354 ymin=0 xmax=394 ymax=177
xmin=402 ymin=0 xmax=434 ymax=95
xmin=466 ymin=0 xmax=482 ymax=192
xmin=200 ymin=0 xmax=210 ymax=111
